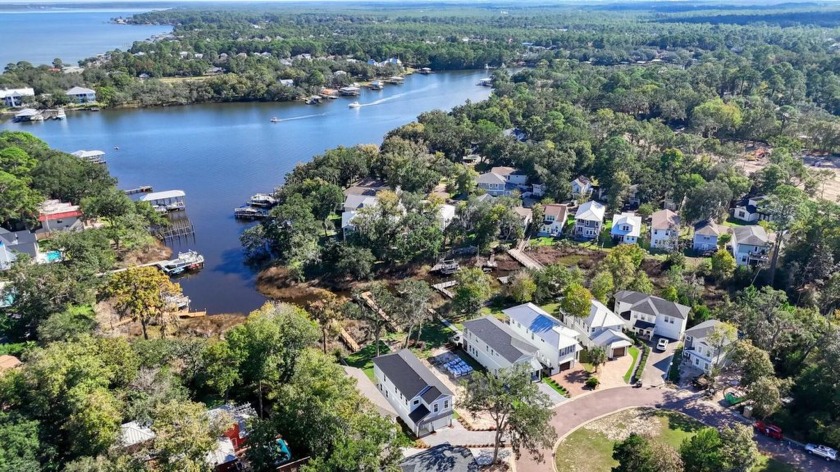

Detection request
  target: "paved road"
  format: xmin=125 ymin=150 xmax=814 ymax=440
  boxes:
xmin=515 ymin=386 xmax=840 ymax=472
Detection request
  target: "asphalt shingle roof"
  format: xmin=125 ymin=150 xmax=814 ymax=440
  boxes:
xmin=463 ymin=316 xmax=537 ymax=364
xmin=373 ymin=349 xmax=453 ymax=400
xmin=615 ymin=291 xmax=691 ymax=320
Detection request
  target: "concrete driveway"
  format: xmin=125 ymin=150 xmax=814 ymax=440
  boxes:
xmin=642 ymin=337 xmax=676 ymax=386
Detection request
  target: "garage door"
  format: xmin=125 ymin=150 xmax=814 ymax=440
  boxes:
xmin=558 ymin=361 xmax=572 ymax=371
xmin=613 ymin=347 xmax=626 ymax=357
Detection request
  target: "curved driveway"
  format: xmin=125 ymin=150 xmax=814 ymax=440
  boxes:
xmin=515 ymin=386 xmax=840 ymax=472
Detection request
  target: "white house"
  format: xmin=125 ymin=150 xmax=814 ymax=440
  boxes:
xmin=463 ymin=316 xmax=543 ymax=379
xmin=0 ymin=229 xmax=39 ymax=271
xmin=650 ymin=209 xmax=680 ymax=251
xmin=539 ymin=204 xmax=568 ymax=237
xmin=731 ymin=225 xmax=772 ymax=267
xmin=491 ymin=167 xmax=528 ymax=185
xmin=563 ymin=300 xmax=632 ymax=358
xmin=571 ymin=175 xmax=593 ymax=197
xmin=683 ymin=320 xmax=733 ymax=373
xmin=693 ymin=219 xmax=724 ymax=253
xmin=610 ymin=212 xmax=642 ymax=244
xmin=343 ymin=194 xmax=378 ymax=212
xmin=504 ymin=303 xmax=582 ymax=374
xmin=437 ymin=204 xmax=457 ymax=230
xmin=279 ymin=79 xmax=295 ymax=87
xmin=733 ymin=196 xmax=770 ymax=223
xmin=573 ymin=201 xmax=606 ymax=240
xmin=614 ymin=291 xmax=690 ymax=341
xmin=373 ymin=349 xmax=453 ymax=437
xmin=65 ymin=86 xmax=96 ymax=104
xmin=0 ymin=87 xmax=35 ymax=108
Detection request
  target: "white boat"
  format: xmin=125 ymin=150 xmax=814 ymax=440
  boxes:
xmin=249 ymin=193 xmax=277 ymax=207
xmin=165 ymin=201 xmax=185 ymax=212
xmin=234 ymin=206 xmax=269 ymax=220
xmin=270 ymin=117 xmax=281 ymax=123
xmin=55 ymin=108 xmax=66 ymax=120
xmin=348 ymin=101 xmax=361 ymax=109
xmin=157 ymin=250 xmax=205 ymax=276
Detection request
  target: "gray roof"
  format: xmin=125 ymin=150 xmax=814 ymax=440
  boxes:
xmin=0 ymin=229 xmax=38 ymax=258
xmin=66 ymin=86 xmax=95 ymax=95
xmin=476 ymin=172 xmax=506 ymax=185
xmin=651 ymin=209 xmax=680 ymax=230
xmin=575 ymin=200 xmax=605 ymax=222
xmin=615 ymin=291 xmax=691 ymax=320
xmin=401 ymin=443 xmax=480 ymax=472
xmin=463 ymin=316 xmax=538 ymax=364
xmin=694 ymin=219 xmax=723 ymax=237
xmin=685 ymin=320 xmax=722 ymax=339
xmin=373 ymin=349 xmax=453 ymax=400
xmin=733 ymin=225 xmax=770 ymax=246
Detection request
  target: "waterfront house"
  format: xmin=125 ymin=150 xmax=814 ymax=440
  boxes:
xmin=650 ymin=209 xmax=680 ymax=251
xmin=513 ymin=207 xmax=533 ymax=230
xmin=400 ymin=443 xmax=480 ymax=472
xmin=373 ymin=349 xmax=453 ymax=437
xmin=610 ymin=212 xmax=642 ymax=244
xmin=463 ymin=315 xmax=543 ymax=379
xmin=505 ymin=303 xmax=582 ymax=374
xmin=539 ymin=204 xmax=568 ymax=237
xmin=614 ymin=291 xmax=690 ymax=341
xmin=0 ymin=229 xmax=39 ymax=270
xmin=563 ymin=300 xmax=631 ymax=358
xmin=683 ymin=320 xmax=733 ymax=373
xmin=572 ymin=201 xmax=605 ymax=240
xmin=343 ymin=195 xmax=379 ymax=212
xmin=0 ymin=87 xmax=35 ymax=108
xmin=733 ymin=195 xmax=771 ymax=223
xmin=731 ymin=225 xmax=772 ymax=267
xmin=65 ymin=86 xmax=97 ymax=104
xmin=36 ymin=200 xmax=84 ymax=235
xmin=693 ymin=219 xmax=725 ymax=253
xmin=571 ymin=175 xmax=593 ymax=197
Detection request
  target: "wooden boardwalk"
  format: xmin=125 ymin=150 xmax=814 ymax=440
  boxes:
xmin=359 ymin=291 xmax=401 ymax=332
xmin=507 ymin=240 xmax=544 ymax=270
xmin=432 ymin=280 xmax=458 ymax=299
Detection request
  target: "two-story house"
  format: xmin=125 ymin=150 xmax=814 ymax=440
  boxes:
xmin=513 ymin=207 xmax=533 ymax=231
xmin=463 ymin=316 xmax=543 ymax=379
xmin=650 ymin=210 xmax=680 ymax=251
xmin=573 ymin=201 xmax=606 ymax=240
xmin=733 ymin=195 xmax=771 ymax=223
xmin=693 ymin=219 xmax=725 ymax=253
xmin=571 ymin=176 xmax=593 ymax=197
xmin=373 ymin=349 xmax=454 ymax=437
xmin=476 ymin=167 xmax=528 ymax=196
xmin=0 ymin=229 xmax=39 ymax=271
xmin=684 ymin=320 xmax=733 ymax=373
xmin=539 ymin=204 xmax=569 ymax=237
xmin=614 ymin=291 xmax=690 ymax=341
xmin=65 ymin=86 xmax=97 ymax=104
xmin=563 ymin=300 xmax=632 ymax=358
xmin=610 ymin=212 xmax=642 ymax=245
xmin=491 ymin=167 xmax=528 ymax=186
xmin=504 ymin=303 xmax=582 ymax=374
xmin=730 ymin=225 xmax=772 ymax=267
xmin=0 ymin=87 xmax=35 ymax=108
xmin=438 ymin=204 xmax=457 ymax=231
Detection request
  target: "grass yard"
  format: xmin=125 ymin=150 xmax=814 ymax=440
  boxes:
xmin=555 ymin=408 xmax=798 ymax=472
xmin=623 ymin=346 xmax=640 ymax=383
xmin=530 ymin=236 xmax=556 ymax=247
xmin=345 ymin=341 xmax=390 ymax=380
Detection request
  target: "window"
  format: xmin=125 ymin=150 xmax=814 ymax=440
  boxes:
xmin=414 ymin=399 xmax=419 ymax=405
xmin=444 ymin=400 xmax=449 ymax=409
xmin=434 ymin=404 xmax=439 ymax=413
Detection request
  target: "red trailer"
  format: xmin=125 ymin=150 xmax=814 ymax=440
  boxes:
xmin=755 ymin=421 xmax=783 ymax=440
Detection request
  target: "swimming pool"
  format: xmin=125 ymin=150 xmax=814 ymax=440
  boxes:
xmin=45 ymin=250 xmax=61 ymax=263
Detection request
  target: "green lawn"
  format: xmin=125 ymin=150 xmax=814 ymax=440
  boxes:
xmin=345 ymin=341 xmax=391 ymax=380
xmin=541 ymin=302 xmax=560 ymax=316
xmin=555 ymin=409 xmax=799 ymax=472
xmin=623 ymin=346 xmax=640 ymax=383
xmin=530 ymin=236 xmax=556 ymax=247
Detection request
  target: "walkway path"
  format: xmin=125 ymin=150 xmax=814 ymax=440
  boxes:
xmin=507 ymin=240 xmax=544 ymax=270
xmin=515 ymin=386 xmax=840 ymax=472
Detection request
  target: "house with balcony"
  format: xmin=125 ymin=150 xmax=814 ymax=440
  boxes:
xmin=504 ymin=303 xmax=582 ymax=374
xmin=476 ymin=166 xmax=527 ymax=197
xmin=0 ymin=87 xmax=35 ymax=108
xmin=733 ymin=195 xmax=771 ymax=223
xmin=693 ymin=219 xmax=725 ymax=253
xmin=463 ymin=316 xmax=543 ymax=379
xmin=731 ymin=225 xmax=772 ymax=267
xmin=683 ymin=320 xmax=733 ymax=373
xmin=614 ymin=291 xmax=690 ymax=341
xmin=650 ymin=209 xmax=680 ymax=251
xmin=563 ymin=300 xmax=632 ymax=359
xmin=538 ymin=204 xmax=568 ymax=237
xmin=571 ymin=176 xmax=593 ymax=197
xmin=65 ymin=86 xmax=96 ymax=104
xmin=373 ymin=349 xmax=453 ymax=437
xmin=610 ymin=212 xmax=642 ymax=245
xmin=572 ymin=201 xmax=605 ymax=240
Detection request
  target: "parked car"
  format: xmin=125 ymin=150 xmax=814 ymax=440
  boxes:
xmin=656 ymin=338 xmax=669 ymax=351
xmin=806 ymin=443 xmax=837 ymax=461
xmin=755 ymin=421 xmax=783 ymax=440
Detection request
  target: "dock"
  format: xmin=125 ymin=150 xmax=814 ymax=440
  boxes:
xmin=432 ymin=281 xmax=458 ymax=299
xmin=71 ymin=150 xmax=106 ymax=165
xmin=359 ymin=291 xmax=401 ymax=332
xmin=153 ymin=215 xmax=196 ymax=243
xmin=124 ymin=186 xmax=153 ymax=196
xmin=430 ymin=259 xmax=459 ymax=275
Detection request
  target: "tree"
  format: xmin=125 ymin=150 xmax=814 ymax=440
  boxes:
xmin=747 ymin=376 xmax=788 ymax=419
xmin=153 ymin=400 xmax=230 ymax=472
xmin=590 ymin=270 xmax=615 ymax=303
xmin=348 ymin=284 xmax=392 ymax=357
xmin=602 ymin=244 xmax=646 ymax=290
xmin=308 ymin=292 xmax=344 ymax=354
xmin=65 ymin=387 xmax=122 ymax=457
xmin=453 ymin=267 xmax=492 ymax=315
xmin=612 ymin=433 xmax=655 ymax=472
xmin=36 ymin=304 xmax=97 ymax=342
xmin=706 ymin=321 xmax=738 ymax=367
xmin=680 ymin=427 xmax=723 ymax=472
xmin=311 ymin=182 xmax=345 ymax=236
xmin=692 ymin=98 xmax=742 ymax=137
xmin=0 ymin=171 xmax=42 ymax=224
xmin=461 ymin=365 xmax=556 ymax=464
xmin=763 ymin=185 xmax=808 ymax=283
xmin=683 ymin=180 xmax=733 ymax=224
xmin=710 ymin=249 xmax=736 ymax=281
xmin=730 ymin=341 xmax=775 ymax=387
xmin=508 ymin=271 xmax=537 ymax=303
xmin=0 ymin=412 xmax=41 ymax=472
xmin=589 ymin=347 xmax=607 ymax=373
xmin=561 ymin=283 xmax=592 ymax=319
xmin=719 ymin=424 xmax=759 ymax=472
xmin=102 ymin=267 xmax=182 ymax=340
xmin=396 ymin=279 xmax=434 ymax=347
xmin=649 ymin=441 xmax=684 ymax=472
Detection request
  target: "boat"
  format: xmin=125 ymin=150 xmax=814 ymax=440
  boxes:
xmin=348 ymin=101 xmax=361 ymax=109
xmin=157 ymin=250 xmax=205 ymax=276
xmin=249 ymin=193 xmax=277 ymax=207
xmin=89 ymin=107 xmax=100 ymax=112
xmin=369 ymin=80 xmax=383 ymax=90
xmin=234 ymin=205 xmax=269 ymax=220
xmin=165 ymin=201 xmax=185 ymax=212
xmin=419 ymin=67 xmax=432 ymax=74
xmin=270 ymin=117 xmax=281 ymax=123
xmin=55 ymin=108 xmax=66 ymax=120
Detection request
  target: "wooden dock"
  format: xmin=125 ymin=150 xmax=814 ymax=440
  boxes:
xmin=432 ymin=280 xmax=458 ymax=299
xmin=359 ymin=291 xmax=401 ymax=332
xmin=124 ymin=186 xmax=153 ymax=195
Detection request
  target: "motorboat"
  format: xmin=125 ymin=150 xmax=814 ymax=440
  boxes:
xmin=249 ymin=193 xmax=277 ymax=207
xmin=234 ymin=205 xmax=269 ymax=220
xmin=348 ymin=101 xmax=361 ymax=109
xmin=270 ymin=117 xmax=281 ymax=123
xmin=157 ymin=250 xmax=205 ymax=276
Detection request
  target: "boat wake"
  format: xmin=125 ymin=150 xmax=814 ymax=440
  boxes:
xmin=276 ymin=113 xmax=327 ymax=122
xmin=360 ymin=83 xmax=438 ymax=107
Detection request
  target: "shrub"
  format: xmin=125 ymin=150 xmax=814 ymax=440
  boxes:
xmin=585 ymin=376 xmax=600 ymax=389
xmin=633 ymin=345 xmax=651 ymax=382
xmin=668 ymin=347 xmax=683 ymax=383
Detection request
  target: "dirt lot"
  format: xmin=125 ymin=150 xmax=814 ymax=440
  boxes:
xmin=524 ymin=245 xmax=606 ymax=270
xmin=738 ymin=153 xmax=840 ymax=201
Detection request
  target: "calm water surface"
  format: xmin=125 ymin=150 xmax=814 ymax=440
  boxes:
xmin=1 ymin=71 xmax=493 ymax=313
xmin=0 ymin=9 xmax=170 ymax=66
